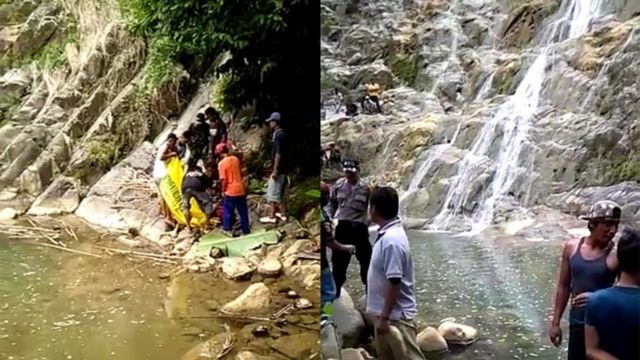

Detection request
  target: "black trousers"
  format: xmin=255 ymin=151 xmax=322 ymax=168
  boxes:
xmin=568 ymin=324 xmax=586 ymax=360
xmin=331 ymin=220 xmax=371 ymax=298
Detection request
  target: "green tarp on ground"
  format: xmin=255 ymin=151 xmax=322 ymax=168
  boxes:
xmin=194 ymin=229 xmax=279 ymax=257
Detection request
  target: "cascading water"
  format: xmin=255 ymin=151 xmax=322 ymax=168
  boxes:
xmin=428 ymin=0 xmax=461 ymax=95
xmin=475 ymin=71 xmax=496 ymax=101
xmin=431 ymin=0 xmax=605 ymax=231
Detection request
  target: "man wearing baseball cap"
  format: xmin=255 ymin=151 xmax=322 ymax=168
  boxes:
xmin=326 ymin=158 xmax=371 ymax=298
xmin=549 ymin=200 xmax=621 ymax=360
xmin=260 ymin=112 xmax=289 ymax=224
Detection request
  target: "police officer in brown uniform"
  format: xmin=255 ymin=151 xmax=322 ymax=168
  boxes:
xmin=326 ymin=159 xmax=371 ymax=298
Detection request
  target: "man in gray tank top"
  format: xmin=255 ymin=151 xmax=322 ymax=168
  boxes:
xmin=549 ymin=200 xmax=621 ymax=360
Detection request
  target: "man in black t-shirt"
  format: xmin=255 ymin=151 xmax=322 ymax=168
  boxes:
xmin=260 ymin=112 xmax=289 ymax=224
xmin=182 ymin=160 xmax=214 ymax=232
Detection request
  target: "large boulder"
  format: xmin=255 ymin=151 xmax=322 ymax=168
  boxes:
xmin=437 ymin=319 xmax=478 ymax=345
xmin=417 ymin=326 xmax=449 ymax=353
xmin=0 ymin=207 xmax=17 ymax=221
xmin=269 ymin=332 xmax=319 ymax=360
xmin=500 ymin=0 xmax=560 ymax=48
xmin=257 ymin=258 xmax=282 ymax=277
xmin=219 ymin=257 xmax=256 ymax=280
xmin=221 ymin=283 xmax=271 ymax=314
xmin=332 ymin=290 xmax=365 ymax=348
xmin=27 ymin=175 xmax=80 ymax=215
xmin=75 ymin=195 xmax=127 ymax=230
xmin=181 ymin=333 xmax=229 ymax=360
xmin=11 ymin=4 xmax=60 ymax=57
xmin=341 ymin=348 xmax=374 ymax=360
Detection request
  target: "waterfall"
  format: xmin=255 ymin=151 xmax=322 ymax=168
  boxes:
xmin=475 ymin=71 xmax=496 ymax=101
xmin=431 ymin=0 xmax=605 ymax=231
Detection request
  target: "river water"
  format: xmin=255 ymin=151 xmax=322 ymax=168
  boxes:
xmin=347 ymin=230 xmax=571 ymax=359
xmin=0 ymin=234 xmax=196 ymax=360
xmin=1 ymin=219 xmax=320 ymax=360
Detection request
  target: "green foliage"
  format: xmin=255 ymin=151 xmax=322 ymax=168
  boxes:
xmin=0 ymin=94 xmax=22 ymax=126
xmin=118 ymin=0 xmax=318 ymax=177
xmin=211 ymin=74 xmax=233 ymax=114
xmin=87 ymin=136 xmax=119 ymax=171
xmin=286 ymin=176 xmax=321 ymax=219
xmin=390 ymin=54 xmax=417 ymax=86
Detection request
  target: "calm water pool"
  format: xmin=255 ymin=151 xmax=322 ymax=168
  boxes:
xmin=347 ymin=230 xmax=571 ymax=359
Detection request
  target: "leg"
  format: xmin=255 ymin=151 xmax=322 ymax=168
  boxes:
xmin=395 ymin=319 xmax=426 ymax=360
xmin=320 ymin=267 xmax=336 ymax=310
xmin=222 ymin=196 xmax=233 ymax=231
xmin=182 ymin=189 xmax=194 ymax=232
xmin=354 ymin=222 xmax=372 ymax=288
xmin=372 ymin=96 xmax=382 ymax=113
xmin=236 ymin=196 xmax=251 ymax=234
xmin=568 ymin=324 xmax=587 ymax=360
xmin=331 ymin=248 xmax=351 ymax=299
xmin=331 ymin=221 xmax=353 ymax=298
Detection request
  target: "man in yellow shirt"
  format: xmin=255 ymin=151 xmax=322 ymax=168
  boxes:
xmin=362 ymin=81 xmax=382 ymax=113
xmin=216 ymin=143 xmax=250 ymax=237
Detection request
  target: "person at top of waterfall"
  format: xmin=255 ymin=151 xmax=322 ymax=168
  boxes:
xmin=216 ymin=143 xmax=250 ymax=237
xmin=259 ymin=112 xmax=289 ymax=224
xmin=326 ymin=159 xmax=371 ymax=298
xmin=334 ymin=88 xmax=343 ymax=113
xmin=345 ymin=102 xmax=358 ymax=117
xmin=361 ymin=81 xmax=382 ymax=114
xmin=321 ymin=181 xmax=356 ymax=309
xmin=153 ymin=133 xmax=179 ymax=227
xmin=189 ymin=113 xmax=210 ymax=164
xmin=366 ymin=186 xmax=425 ymax=360
xmin=549 ymin=200 xmax=621 ymax=360
xmin=181 ymin=159 xmax=215 ymax=233
xmin=205 ymin=107 xmax=227 ymax=149
xmin=585 ymin=227 xmax=640 ymax=360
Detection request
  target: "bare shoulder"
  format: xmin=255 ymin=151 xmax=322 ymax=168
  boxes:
xmin=562 ymin=238 xmax=580 ymax=257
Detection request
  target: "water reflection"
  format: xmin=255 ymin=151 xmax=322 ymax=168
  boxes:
xmin=0 ymin=238 xmax=195 ymax=360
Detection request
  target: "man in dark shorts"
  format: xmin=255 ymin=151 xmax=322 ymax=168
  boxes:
xmin=549 ymin=200 xmax=621 ymax=360
xmin=181 ymin=160 xmax=215 ymax=233
xmin=585 ymin=228 xmax=640 ymax=360
xmin=260 ymin=112 xmax=289 ymax=224
xmin=326 ymin=159 xmax=371 ymax=298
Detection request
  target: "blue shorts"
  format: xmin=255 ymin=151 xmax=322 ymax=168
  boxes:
xmin=321 ymin=267 xmax=336 ymax=309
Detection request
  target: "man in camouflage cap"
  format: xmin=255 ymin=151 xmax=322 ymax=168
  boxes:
xmin=549 ymin=200 xmax=621 ymax=360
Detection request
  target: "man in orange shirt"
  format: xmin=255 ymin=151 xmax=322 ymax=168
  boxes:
xmin=216 ymin=143 xmax=250 ymax=237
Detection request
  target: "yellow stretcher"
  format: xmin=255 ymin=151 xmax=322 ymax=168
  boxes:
xmin=157 ymin=157 xmax=208 ymax=229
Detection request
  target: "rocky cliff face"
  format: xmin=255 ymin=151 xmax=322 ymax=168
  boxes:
xmin=0 ymin=0 xmax=193 ymax=240
xmin=321 ymin=0 xmax=640 ymax=231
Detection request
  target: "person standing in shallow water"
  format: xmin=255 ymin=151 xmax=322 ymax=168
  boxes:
xmin=549 ymin=200 xmax=621 ymax=360
xmin=366 ymin=186 xmax=425 ymax=360
xmin=585 ymin=227 xmax=640 ymax=360
xmin=326 ymin=159 xmax=371 ymax=298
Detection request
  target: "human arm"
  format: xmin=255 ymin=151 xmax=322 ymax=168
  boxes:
xmin=322 ymin=220 xmax=354 ymax=254
xmin=159 ymin=144 xmax=177 ymax=161
xmin=585 ymin=325 xmax=618 ymax=360
xmin=585 ymin=296 xmax=618 ymax=360
xmin=218 ymin=162 xmax=228 ymax=195
xmin=376 ymin=243 xmax=404 ymax=334
xmin=549 ymin=241 xmax=573 ymax=346
xmin=326 ymin=183 xmax=339 ymax=218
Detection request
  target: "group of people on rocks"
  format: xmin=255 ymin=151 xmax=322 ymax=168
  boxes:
xmin=320 ymin=158 xmax=426 ymax=359
xmin=321 ymin=81 xmax=383 ymax=120
xmin=549 ymin=200 xmax=639 ymax=360
xmin=320 ymin=155 xmax=639 ymax=360
xmin=152 ymin=107 xmax=290 ymax=236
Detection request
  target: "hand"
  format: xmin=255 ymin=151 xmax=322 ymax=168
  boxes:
xmin=271 ymin=170 xmax=278 ymax=179
xmin=571 ymin=292 xmax=591 ymax=308
xmin=344 ymin=245 xmax=355 ymax=254
xmin=376 ymin=317 xmax=391 ymax=335
xmin=549 ymin=323 xmax=562 ymax=347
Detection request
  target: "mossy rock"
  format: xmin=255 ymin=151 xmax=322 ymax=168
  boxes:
xmin=390 ymin=53 xmax=417 ymax=86
xmin=500 ymin=0 xmax=560 ymax=48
